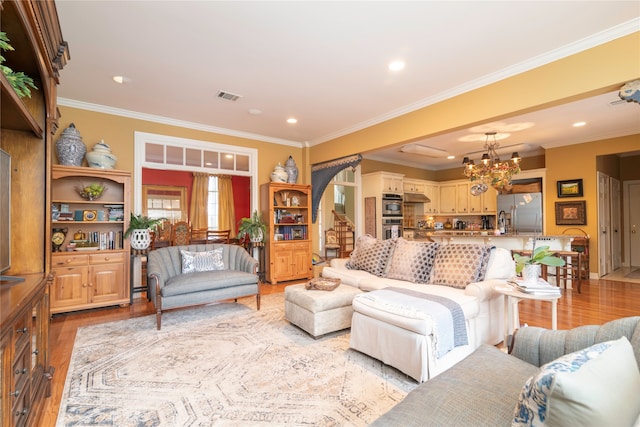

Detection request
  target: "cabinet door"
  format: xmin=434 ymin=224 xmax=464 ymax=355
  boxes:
xmin=424 ymin=184 xmax=439 ymax=214
xmin=51 ymin=267 xmax=88 ymax=310
xmin=469 ymin=189 xmax=482 ymax=213
xmin=482 ymin=186 xmax=498 ymax=213
xmin=292 ymin=243 xmax=311 ymax=277
xmin=439 ymin=184 xmax=457 ymax=213
xmin=273 ymin=247 xmax=294 ymax=280
xmin=382 ymin=175 xmax=402 ymax=193
xmin=90 ymin=263 xmax=125 ymax=304
xmin=456 ymin=183 xmax=469 ymax=213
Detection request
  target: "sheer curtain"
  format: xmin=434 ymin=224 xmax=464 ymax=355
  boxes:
xmin=217 ymin=175 xmax=236 ymax=235
xmin=190 ymin=172 xmax=210 ymax=229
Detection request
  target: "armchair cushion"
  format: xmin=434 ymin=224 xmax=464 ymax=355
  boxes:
xmin=513 ymin=336 xmax=640 ymax=427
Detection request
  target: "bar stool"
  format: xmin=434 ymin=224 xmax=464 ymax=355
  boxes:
xmin=547 ymin=251 xmax=582 ymax=293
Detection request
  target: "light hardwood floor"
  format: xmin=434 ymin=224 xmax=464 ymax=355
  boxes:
xmin=40 ymin=274 xmax=640 ymax=426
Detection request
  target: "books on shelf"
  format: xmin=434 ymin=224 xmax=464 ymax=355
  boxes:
xmin=508 ymin=278 xmax=561 ymax=295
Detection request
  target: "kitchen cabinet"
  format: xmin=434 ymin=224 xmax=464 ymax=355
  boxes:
xmin=261 ymin=182 xmax=312 ymax=284
xmin=363 ymin=171 xmax=404 ymax=195
xmin=403 ymin=179 xmax=425 ymax=194
xmin=456 ymin=183 xmax=470 ymax=213
xmin=423 ymin=183 xmax=439 ymax=214
xmin=50 ymin=166 xmax=131 ymax=313
xmin=439 ymin=184 xmax=457 ymax=213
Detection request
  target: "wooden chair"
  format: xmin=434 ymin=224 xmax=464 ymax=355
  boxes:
xmin=190 ymin=227 xmax=209 ymax=244
xmin=171 ymin=221 xmax=191 ymax=246
xmin=324 ymin=228 xmax=340 ymax=260
xmin=207 ymin=229 xmax=231 ymax=243
xmin=150 ymin=220 xmax=172 ymax=250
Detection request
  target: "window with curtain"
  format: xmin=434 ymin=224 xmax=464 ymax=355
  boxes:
xmin=207 ymin=177 xmax=219 ymax=228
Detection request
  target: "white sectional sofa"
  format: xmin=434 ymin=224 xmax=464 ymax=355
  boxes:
xmin=321 ymin=236 xmax=516 ymax=382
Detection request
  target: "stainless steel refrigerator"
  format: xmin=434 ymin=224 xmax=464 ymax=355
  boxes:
xmin=497 ymin=192 xmax=543 ymax=233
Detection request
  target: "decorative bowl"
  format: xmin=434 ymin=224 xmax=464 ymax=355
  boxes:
xmin=77 ymin=183 xmax=107 ymax=201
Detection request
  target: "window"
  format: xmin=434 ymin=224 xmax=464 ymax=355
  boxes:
xmin=142 ymin=185 xmax=187 ymax=222
xmin=207 ymin=177 xmax=219 ymax=229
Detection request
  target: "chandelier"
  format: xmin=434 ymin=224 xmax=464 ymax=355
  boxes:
xmin=462 ymin=132 xmax=521 ymax=193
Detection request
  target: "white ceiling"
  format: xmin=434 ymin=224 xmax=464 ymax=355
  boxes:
xmin=55 ymin=1 xmax=640 ymax=169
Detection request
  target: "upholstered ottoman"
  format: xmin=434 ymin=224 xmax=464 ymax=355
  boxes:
xmin=284 ymin=283 xmax=362 ymax=338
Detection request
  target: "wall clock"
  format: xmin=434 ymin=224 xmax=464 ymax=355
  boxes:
xmin=52 ymin=228 xmax=68 ymax=252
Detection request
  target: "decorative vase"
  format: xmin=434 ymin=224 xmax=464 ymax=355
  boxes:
xmin=86 ymin=140 xmax=118 ymax=169
xmin=130 ymin=229 xmax=152 ymax=250
xmin=270 ymin=163 xmax=288 ymax=182
xmin=250 ymin=228 xmax=264 ymax=243
xmin=285 ymin=155 xmax=298 ymax=183
xmin=55 ymin=123 xmax=86 ymax=166
xmin=522 ymin=264 xmax=542 ymax=283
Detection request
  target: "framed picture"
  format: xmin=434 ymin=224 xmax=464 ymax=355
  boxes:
xmin=555 ymin=201 xmax=586 ymax=225
xmin=292 ymin=228 xmax=303 ymax=239
xmin=557 ymin=179 xmax=583 ymax=198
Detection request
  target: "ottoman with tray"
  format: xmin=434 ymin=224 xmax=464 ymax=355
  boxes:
xmin=284 ymin=280 xmax=362 ymax=338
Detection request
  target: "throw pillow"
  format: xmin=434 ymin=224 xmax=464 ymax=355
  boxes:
xmin=430 ymin=244 xmax=494 ymax=288
xmin=512 ymin=336 xmax=640 ymax=427
xmin=385 ymin=238 xmax=439 ymax=283
xmin=346 ymin=235 xmax=396 ymax=277
xmin=181 ymin=248 xmax=225 ymax=274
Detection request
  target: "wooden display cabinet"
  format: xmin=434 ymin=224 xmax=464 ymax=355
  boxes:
xmin=261 ymin=182 xmax=312 ymax=284
xmin=50 ymin=166 xmax=131 ymax=313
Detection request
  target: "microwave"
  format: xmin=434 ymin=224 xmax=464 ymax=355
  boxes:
xmin=382 ymin=193 xmax=403 ymax=217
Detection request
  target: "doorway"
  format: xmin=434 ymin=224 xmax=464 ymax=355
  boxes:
xmin=623 ymin=180 xmax=640 ymax=268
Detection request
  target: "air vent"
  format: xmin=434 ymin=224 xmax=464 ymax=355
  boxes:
xmin=216 ymin=90 xmax=242 ymax=101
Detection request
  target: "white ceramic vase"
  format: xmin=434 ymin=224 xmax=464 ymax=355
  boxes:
xmin=130 ymin=229 xmax=151 ymax=250
xmin=270 ymin=163 xmax=288 ymax=182
xmin=250 ymin=228 xmax=264 ymax=243
xmin=522 ymin=264 xmax=541 ymax=283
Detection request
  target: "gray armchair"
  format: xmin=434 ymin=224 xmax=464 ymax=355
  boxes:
xmin=371 ymin=316 xmax=640 ymax=426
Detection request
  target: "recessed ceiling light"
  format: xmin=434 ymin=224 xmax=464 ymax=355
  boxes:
xmin=388 ymin=61 xmax=405 ymax=71
xmin=287 ymin=118 xmax=298 ymax=124
xmin=248 ymin=108 xmax=262 ymax=115
xmin=573 ymin=121 xmax=586 ymax=127
xmin=112 ymin=75 xmax=131 ymax=84
xmin=447 ymin=155 xmax=455 ymax=160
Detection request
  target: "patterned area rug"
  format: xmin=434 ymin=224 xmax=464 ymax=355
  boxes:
xmin=56 ymin=293 xmax=417 ymax=426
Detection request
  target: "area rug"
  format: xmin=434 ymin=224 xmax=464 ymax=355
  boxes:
xmin=56 ymin=293 xmax=417 ymax=426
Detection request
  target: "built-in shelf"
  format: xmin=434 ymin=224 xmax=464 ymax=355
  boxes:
xmin=0 ymin=73 xmax=43 ymax=138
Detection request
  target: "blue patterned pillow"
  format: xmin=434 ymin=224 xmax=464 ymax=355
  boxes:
xmin=346 ymin=235 xmax=396 ymax=277
xmin=513 ymin=336 xmax=640 ymax=427
xmin=430 ymin=244 xmax=494 ymax=288
xmin=181 ymin=248 xmax=224 ymax=274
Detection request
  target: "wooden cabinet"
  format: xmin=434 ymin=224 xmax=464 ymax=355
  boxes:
xmin=363 ymin=171 xmax=404 ymax=195
xmin=1 ymin=276 xmax=53 ymax=427
xmin=423 ymin=183 xmax=439 ymax=214
xmin=456 ymin=183 xmax=470 ymax=213
xmin=0 ymin=1 xmax=68 ymax=425
xmin=261 ymin=183 xmax=312 ymax=284
xmin=50 ymin=166 xmax=131 ymax=313
xmin=403 ymin=179 xmax=425 ymax=194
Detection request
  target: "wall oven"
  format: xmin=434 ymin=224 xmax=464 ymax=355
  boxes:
xmin=382 ymin=217 xmax=403 ymax=240
xmin=382 ymin=193 xmax=403 ymax=216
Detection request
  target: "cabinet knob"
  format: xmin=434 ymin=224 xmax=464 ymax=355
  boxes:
xmin=16 ymin=327 xmax=28 ymax=334
xmin=10 ymin=389 xmax=20 ymax=397
xmin=33 ymin=349 xmax=39 ymax=356
xmin=104 ymin=257 xmax=110 ymax=261
xmin=15 ymin=368 xmax=27 ymax=375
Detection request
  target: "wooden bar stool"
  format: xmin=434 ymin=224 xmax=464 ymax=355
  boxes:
xmin=547 ymin=251 xmax=582 ymax=293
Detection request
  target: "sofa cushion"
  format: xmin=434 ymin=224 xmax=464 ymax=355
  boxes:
xmin=385 ymin=238 xmax=439 ymax=283
xmin=180 ymin=248 xmax=224 ymax=274
xmin=484 ymin=247 xmax=516 ymax=280
xmin=346 ymin=235 xmax=396 ymax=277
xmin=430 ymin=244 xmax=493 ymax=289
xmin=513 ymin=336 xmax=640 ymax=427
xmin=162 ymin=270 xmax=258 ymax=297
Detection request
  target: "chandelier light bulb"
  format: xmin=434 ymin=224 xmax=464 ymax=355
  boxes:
xmin=462 ymin=132 xmax=521 ymax=192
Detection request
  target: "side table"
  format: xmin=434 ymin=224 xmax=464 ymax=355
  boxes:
xmin=495 ymin=283 xmax=561 ymax=346
xmin=130 ymin=250 xmax=149 ymax=303
xmin=248 ymin=241 xmax=265 ymax=283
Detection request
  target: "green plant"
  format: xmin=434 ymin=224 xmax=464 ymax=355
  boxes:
xmin=0 ymin=31 xmax=37 ymax=98
xmin=237 ymin=210 xmax=266 ymax=242
xmin=513 ymin=245 xmax=565 ymax=274
xmin=124 ymin=213 xmax=166 ymax=238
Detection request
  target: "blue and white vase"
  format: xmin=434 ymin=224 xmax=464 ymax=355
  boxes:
xmin=55 ymin=123 xmax=86 ymax=166
xmin=270 ymin=163 xmax=288 ymax=182
xmin=285 ymin=155 xmax=298 ymax=183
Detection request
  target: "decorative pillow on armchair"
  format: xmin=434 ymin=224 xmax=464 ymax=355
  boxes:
xmin=181 ymin=248 xmax=225 ymax=274
xmin=429 ymin=244 xmax=494 ymax=288
xmin=346 ymin=235 xmax=396 ymax=277
xmin=385 ymin=238 xmax=439 ymax=283
xmin=513 ymin=336 xmax=640 ymax=427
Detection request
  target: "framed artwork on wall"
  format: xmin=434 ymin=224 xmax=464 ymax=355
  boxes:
xmin=557 ymin=179 xmax=583 ymax=198
xmin=555 ymin=201 xmax=586 ymax=225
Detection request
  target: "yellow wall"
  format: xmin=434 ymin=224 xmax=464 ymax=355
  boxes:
xmin=55 ymin=106 xmax=305 ymax=205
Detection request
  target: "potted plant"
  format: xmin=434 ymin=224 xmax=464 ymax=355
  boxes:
xmin=238 ymin=210 xmax=267 ymax=243
xmin=513 ymin=245 xmax=565 ymax=283
xmin=125 ymin=213 xmax=166 ymax=250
